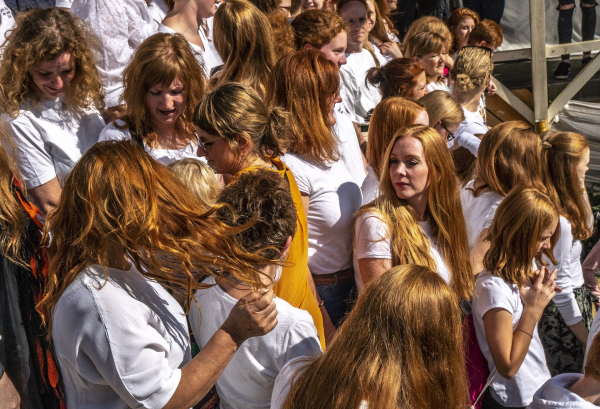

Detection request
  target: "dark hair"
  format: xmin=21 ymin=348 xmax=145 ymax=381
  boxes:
xmin=366 ymin=58 xmax=425 ymax=100
xmin=216 ymin=169 xmax=297 ymax=260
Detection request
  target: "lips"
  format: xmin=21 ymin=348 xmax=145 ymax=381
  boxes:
xmin=158 ymin=109 xmax=176 ymax=117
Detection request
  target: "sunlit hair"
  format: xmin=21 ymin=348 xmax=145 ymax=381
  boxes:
xmin=541 ymin=131 xmax=593 ymax=241
xmin=38 ymin=141 xmax=272 ymax=334
xmin=193 ymin=82 xmax=289 ymax=160
xmin=358 ymin=125 xmax=473 ymax=299
xmin=474 ymin=121 xmax=545 ymax=196
xmin=265 ymin=49 xmax=340 ymax=165
xmin=366 ymin=0 xmax=388 ymax=44
xmin=447 ymin=7 xmax=480 ymax=53
xmin=247 ymin=0 xmax=280 ymax=13
xmin=366 ymin=58 xmax=425 ymax=100
xmin=418 ymin=90 xmax=464 ymax=128
xmin=468 ymin=19 xmax=503 ymax=48
xmin=268 ymin=11 xmax=296 ymax=59
xmin=403 ymin=16 xmax=452 ymax=56
xmin=120 ymin=33 xmax=206 ymax=147
xmin=367 ymin=97 xmax=425 ymax=179
xmin=404 ymin=31 xmax=446 ymax=83
xmin=212 ymin=0 xmax=276 ymax=98
xmin=0 ymin=121 xmax=29 ymax=266
xmin=372 ymin=0 xmax=397 ymax=36
xmin=216 ymin=169 xmax=297 ymax=260
xmin=168 ymin=158 xmax=220 ymax=212
xmin=451 ymin=46 xmax=493 ymax=94
xmin=280 ymin=264 xmax=468 ymax=409
xmin=0 ymin=8 xmax=104 ymax=118
xmin=291 ymin=9 xmax=346 ymax=50
xmin=484 ymin=187 xmax=559 ymax=286
xmin=585 ymin=331 xmax=600 ymax=381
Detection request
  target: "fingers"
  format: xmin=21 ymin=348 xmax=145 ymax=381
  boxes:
xmin=239 ymin=288 xmax=274 ymax=311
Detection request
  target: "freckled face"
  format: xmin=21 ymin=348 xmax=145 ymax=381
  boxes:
xmin=30 ymin=52 xmax=76 ymax=99
xmin=389 ymin=136 xmax=430 ymax=206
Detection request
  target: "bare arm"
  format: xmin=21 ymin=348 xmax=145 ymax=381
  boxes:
xmin=0 ymin=371 xmax=20 ymax=409
xmin=28 ymin=177 xmax=61 ymax=216
xmin=470 ymin=229 xmax=490 ymax=276
xmin=358 ymin=258 xmax=392 ymax=290
xmin=569 ymin=320 xmax=589 ymax=348
xmin=163 ymin=290 xmax=277 ymax=409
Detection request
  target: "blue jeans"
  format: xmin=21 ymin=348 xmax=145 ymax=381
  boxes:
xmin=316 ymin=278 xmax=356 ymax=328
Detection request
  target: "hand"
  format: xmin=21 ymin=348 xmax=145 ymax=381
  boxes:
xmin=486 ymin=79 xmax=497 ymax=95
xmin=101 ymin=104 xmax=128 ymax=124
xmin=220 ymin=289 xmax=278 ymax=346
xmin=0 ymin=372 xmax=20 ymax=409
xmin=378 ymin=42 xmax=402 ymax=59
xmin=519 ymin=267 xmax=558 ymax=319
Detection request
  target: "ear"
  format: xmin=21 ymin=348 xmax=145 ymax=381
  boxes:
xmin=477 ymin=41 xmax=486 ymax=47
xmin=280 ymin=236 xmax=293 ymax=259
xmin=302 ymin=43 xmax=314 ymax=51
xmin=235 ymin=133 xmax=251 ymax=152
xmin=412 ymin=56 xmax=419 ymax=62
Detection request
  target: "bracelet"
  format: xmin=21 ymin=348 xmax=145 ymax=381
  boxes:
xmin=318 ymin=300 xmax=325 ymax=308
xmin=517 ymin=327 xmax=533 ymax=338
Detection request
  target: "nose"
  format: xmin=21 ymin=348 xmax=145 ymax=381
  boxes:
xmin=50 ymin=75 xmax=63 ymax=89
xmin=395 ymin=162 xmax=407 ymax=176
xmin=424 ymin=87 xmax=429 ymax=96
xmin=334 ymin=95 xmax=342 ymax=104
xmin=197 ymin=145 xmax=207 ymax=157
xmin=339 ymin=54 xmax=347 ymax=66
xmin=161 ymin=94 xmax=175 ymax=110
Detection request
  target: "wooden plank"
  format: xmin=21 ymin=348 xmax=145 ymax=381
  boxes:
xmin=530 ymin=0 xmax=549 ymax=123
xmin=548 ymin=53 xmax=600 ymax=120
xmin=494 ymin=48 xmax=532 ymax=63
xmin=486 ymin=94 xmax=530 ymax=124
xmin=511 ymin=88 xmax=534 ymax=109
xmin=546 ymin=39 xmax=600 ymax=58
xmin=491 ymin=77 xmax=535 ymax=124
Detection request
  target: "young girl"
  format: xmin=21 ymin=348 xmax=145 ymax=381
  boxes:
xmin=354 ymin=125 xmax=473 ymax=298
xmin=0 ymin=8 xmax=105 ymax=214
xmin=538 ymin=131 xmax=594 ymax=375
xmin=365 ymin=0 xmax=401 ymax=63
xmin=404 ymin=31 xmax=449 ymax=93
xmin=366 ymin=58 xmax=427 ymax=101
xmin=473 ymin=186 xmax=558 ymax=408
xmin=447 ymin=7 xmax=480 ymax=55
xmin=99 ymin=33 xmax=205 ymax=165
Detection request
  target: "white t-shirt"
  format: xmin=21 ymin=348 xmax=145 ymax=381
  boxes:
xmin=99 ymin=120 xmax=206 ymax=166
xmin=271 ymin=356 xmax=368 ymax=409
xmin=148 ymin=0 xmax=170 ymax=25
xmin=361 ymin=165 xmax=378 ymax=205
xmin=541 ymin=216 xmax=585 ymax=326
xmin=52 ymin=264 xmax=190 ymax=409
xmin=0 ymin=0 xmax=15 ymax=43
xmin=158 ymin=24 xmax=222 ymax=79
xmin=426 ymin=78 xmax=450 ymax=93
xmin=456 ymin=106 xmax=488 ymax=139
xmin=334 ymin=110 xmax=366 ymax=187
xmin=282 ymin=151 xmax=363 ymax=275
xmin=339 ymin=49 xmax=382 ymax=125
xmin=459 ymin=180 xmax=503 ymax=252
xmin=189 ymin=276 xmax=321 ymax=409
xmin=5 ymin=97 xmax=105 ymax=188
xmin=353 ymin=211 xmax=451 ymax=292
xmin=71 ymin=0 xmax=159 ymax=108
xmin=527 ymin=373 xmax=597 ymax=409
xmin=473 ymin=272 xmax=551 ymax=407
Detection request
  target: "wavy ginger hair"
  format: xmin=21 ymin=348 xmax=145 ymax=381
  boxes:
xmin=121 ymin=33 xmax=206 ymax=147
xmin=541 ymin=131 xmax=593 ymax=241
xmin=447 ymin=8 xmax=480 ymax=54
xmin=291 ymin=9 xmax=346 ymax=50
xmin=473 ymin=121 xmax=545 ymax=196
xmin=366 ymin=97 xmax=426 ymax=180
xmin=484 ymin=187 xmax=559 ymax=286
xmin=0 ymin=8 xmax=104 ymax=118
xmin=266 ymin=49 xmax=340 ymax=165
xmin=212 ymin=0 xmax=276 ymax=98
xmin=359 ymin=125 xmax=473 ymax=299
xmin=38 ymin=141 xmax=272 ymax=334
xmin=367 ymin=58 xmax=425 ymax=100
xmin=279 ymin=264 xmax=468 ymax=409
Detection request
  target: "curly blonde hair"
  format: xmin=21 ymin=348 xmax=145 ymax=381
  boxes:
xmin=0 ymin=8 xmax=104 ymax=118
xmin=450 ymin=46 xmax=493 ymax=94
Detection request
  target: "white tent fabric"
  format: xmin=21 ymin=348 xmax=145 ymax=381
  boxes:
xmin=553 ymin=100 xmax=600 ymax=185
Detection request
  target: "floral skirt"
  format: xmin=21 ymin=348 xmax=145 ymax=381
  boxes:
xmin=538 ymin=285 xmax=595 ymax=376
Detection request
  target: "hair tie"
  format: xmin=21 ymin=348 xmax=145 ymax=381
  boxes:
xmin=542 ymin=141 xmax=552 ymax=149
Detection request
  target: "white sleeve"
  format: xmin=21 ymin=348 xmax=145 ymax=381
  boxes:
xmin=9 ymin=117 xmax=56 ymax=188
xmin=56 ymin=0 xmax=73 ymax=7
xmin=98 ymin=121 xmax=131 ymax=142
xmin=482 ymin=199 xmax=500 ymax=231
xmin=281 ymin=156 xmax=311 ymax=196
xmin=283 ymin=311 xmax=322 ymax=364
xmin=456 ymin=131 xmax=481 ymax=157
xmin=475 ymin=277 xmax=516 ymax=318
xmin=548 ymin=219 xmax=582 ymax=326
xmin=354 ymin=212 xmax=392 ymax=261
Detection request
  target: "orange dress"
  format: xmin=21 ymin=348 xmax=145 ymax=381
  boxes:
xmin=234 ymin=158 xmax=326 ymax=350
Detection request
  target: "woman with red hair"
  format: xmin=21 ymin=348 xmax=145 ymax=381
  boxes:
xmin=266 ymin=50 xmax=364 ymax=329
xmin=366 ymin=58 xmax=427 ymax=101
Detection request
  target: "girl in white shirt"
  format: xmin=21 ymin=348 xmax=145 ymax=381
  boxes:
xmin=460 ymin=121 xmax=546 ymax=276
xmin=354 ymin=125 xmax=473 ymax=300
xmin=361 ymin=97 xmax=428 ymax=206
xmin=404 ymin=31 xmax=450 ymax=93
xmin=41 ymin=140 xmax=279 ymax=409
xmin=99 ymin=33 xmax=206 ymax=166
xmin=266 ymin=49 xmax=363 ymax=327
xmin=271 ymin=264 xmax=469 ymax=409
xmin=473 ymin=186 xmax=559 ymax=408
xmin=160 ymin=0 xmax=223 ymax=77
xmin=538 ymin=131 xmax=594 ymax=375
xmin=0 ymin=8 xmax=105 ymax=215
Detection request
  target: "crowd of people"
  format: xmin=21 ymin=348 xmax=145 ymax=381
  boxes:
xmin=0 ymin=0 xmax=599 ymax=408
